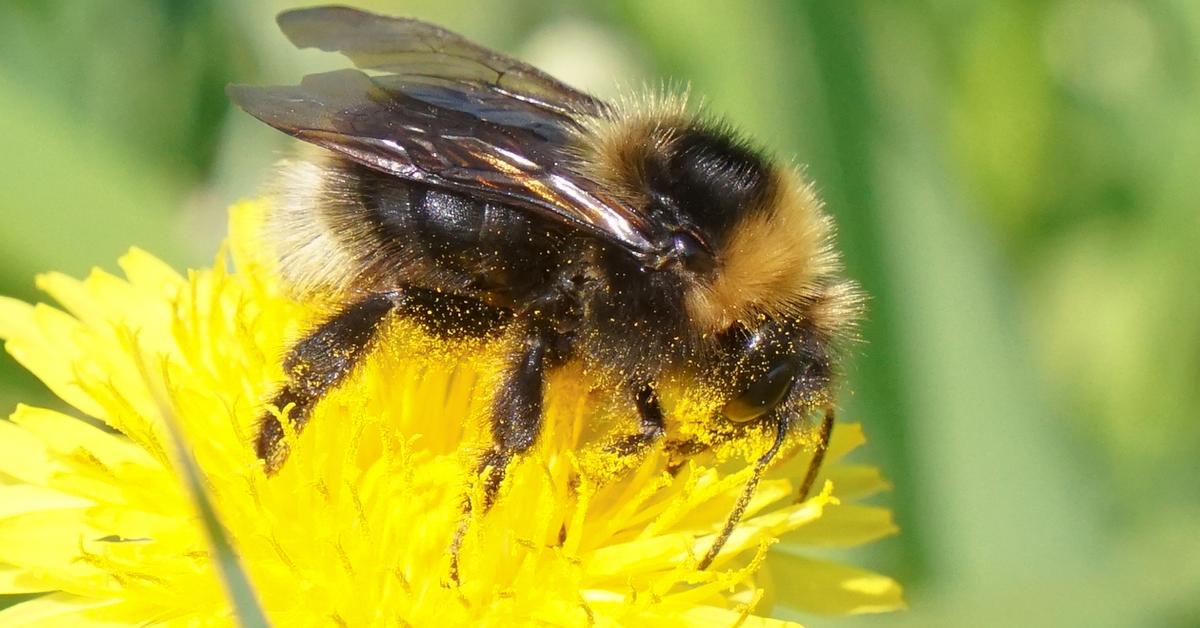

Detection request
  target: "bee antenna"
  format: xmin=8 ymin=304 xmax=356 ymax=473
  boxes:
xmin=797 ymin=406 xmax=835 ymax=503
xmin=697 ymin=410 xmax=791 ymax=570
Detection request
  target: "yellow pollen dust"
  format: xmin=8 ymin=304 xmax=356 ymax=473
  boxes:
xmin=0 ymin=201 xmax=902 ymax=626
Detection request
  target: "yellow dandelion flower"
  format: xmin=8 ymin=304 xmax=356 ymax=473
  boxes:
xmin=0 ymin=201 xmax=902 ymax=626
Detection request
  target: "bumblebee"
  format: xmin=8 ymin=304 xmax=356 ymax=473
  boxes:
xmin=229 ymin=6 xmax=861 ymax=572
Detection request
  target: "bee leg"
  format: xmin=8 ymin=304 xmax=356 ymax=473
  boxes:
xmin=449 ymin=323 xmax=558 ymax=582
xmin=255 ymin=293 xmax=395 ymax=474
xmin=664 ymin=438 xmax=709 ymax=475
xmin=478 ymin=325 xmax=559 ymax=507
xmin=605 ymin=384 xmax=666 ymax=457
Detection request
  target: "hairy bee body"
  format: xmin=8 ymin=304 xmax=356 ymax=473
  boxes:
xmin=275 ymin=130 xmax=852 ymax=379
xmin=277 ymin=155 xmax=572 ymax=326
xmin=230 ymin=6 xmax=861 ymax=573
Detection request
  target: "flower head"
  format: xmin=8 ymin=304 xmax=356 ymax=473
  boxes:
xmin=0 ymin=202 xmax=901 ymax=625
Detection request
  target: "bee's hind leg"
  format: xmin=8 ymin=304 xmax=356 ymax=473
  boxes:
xmin=449 ymin=322 xmax=561 ymax=582
xmin=255 ymin=293 xmax=397 ymax=474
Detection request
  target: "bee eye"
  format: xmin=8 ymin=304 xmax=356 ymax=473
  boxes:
xmin=721 ymin=360 xmax=798 ymax=423
xmin=671 ymin=232 xmax=715 ymax=275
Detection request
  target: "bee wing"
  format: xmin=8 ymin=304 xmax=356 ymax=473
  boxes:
xmin=229 ymin=68 xmax=661 ymax=257
xmin=274 ymin=6 xmax=605 ymax=118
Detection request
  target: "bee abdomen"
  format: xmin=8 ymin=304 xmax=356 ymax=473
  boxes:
xmin=350 ymin=161 xmax=566 ymax=305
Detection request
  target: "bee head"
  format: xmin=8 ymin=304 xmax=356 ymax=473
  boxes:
xmin=716 ymin=316 xmax=832 ymax=425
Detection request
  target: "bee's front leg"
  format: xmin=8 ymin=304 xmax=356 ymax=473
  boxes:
xmin=604 ymin=384 xmax=666 ymax=457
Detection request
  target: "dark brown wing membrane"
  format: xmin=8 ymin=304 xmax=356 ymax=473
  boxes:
xmin=275 ymin=6 xmax=606 ymax=117
xmin=230 ymin=8 xmax=664 ymax=258
xmin=229 ymin=69 xmax=658 ymax=255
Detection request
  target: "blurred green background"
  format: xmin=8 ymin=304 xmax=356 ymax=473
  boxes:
xmin=2 ymin=1 xmax=1198 ymax=626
